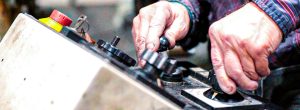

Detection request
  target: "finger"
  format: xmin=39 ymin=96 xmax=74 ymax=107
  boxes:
xmin=137 ymin=12 xmax=151 ymax=57
xmin=137 ymin=11 xmax=153 ymax=67
xmin=136 ymin=35 xmax=146 ymax=67
xmin=147 ymin=6 xmax=171 ymax=51
xmin=248 ymin=37 xmax=271 ymax=77
xmin=164 ymin=16 xmax=189 ymax=48
xmin=132 ymin=16 xmax=141 ymax=52
xmin=211 ymin=44 xmax=236 ymax=94
xmin=223 ymin=49 xmax=258 ymax=90
xmin=210 ymin=34 xmax=236 ymax=94
xmin=139 ymin=8 xmax=151 ymax=39
xmin=232 ymin=40 xmax=260 ymax=81
xmin=254 ymin=56 xmax=270 ymax=77
xmin=237 ymin=48 xmax=260 ymax=81
xmin=132 ymin=16 xmax=146 ymax=66
xmin=211 ymin=22 xmax=260 ymax=81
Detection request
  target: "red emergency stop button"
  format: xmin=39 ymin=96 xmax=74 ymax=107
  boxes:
xmin=50 ymin=10 xmax=73 ymax=26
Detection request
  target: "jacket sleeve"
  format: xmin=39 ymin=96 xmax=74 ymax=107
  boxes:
xmin=253 ymin=0 xmax=300 ymax=36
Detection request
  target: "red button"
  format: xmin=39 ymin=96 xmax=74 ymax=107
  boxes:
xmin=50 ymin=10 xmax=73 ymax=26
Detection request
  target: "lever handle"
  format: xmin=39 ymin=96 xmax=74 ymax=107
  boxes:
xmin=157 ymin=36 xmax=170 ymax=52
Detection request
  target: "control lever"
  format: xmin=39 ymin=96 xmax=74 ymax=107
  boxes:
xmin=208 ymin=70 xmax=224 ymax=94
xmin=157 ymin=36 xmax=171 ymax=52
xmin=140 ymin=49 xmax=185 ymax=88
xmin=156 ymin=36 xmax=224 ymax=90
xmin=206 ymin=70 xmax=245 ymax=102
xmin=140 ymin=49 xmax=168 ymax=81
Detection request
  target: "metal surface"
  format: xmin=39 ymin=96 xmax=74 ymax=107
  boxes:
xmin=182 ymin=88 xmax=263 ymax=110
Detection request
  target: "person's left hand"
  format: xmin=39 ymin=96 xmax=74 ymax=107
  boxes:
xmin=208 ymin=2 xmax=283 ymax=94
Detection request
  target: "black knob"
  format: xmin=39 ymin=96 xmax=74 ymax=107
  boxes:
xmin=97 ymin=36 xmax=136 ymax=66
xmin=140 ymin=49 xmax=169 ymax=80
xmin=208 ymin=70 xmax=224 ymax=94
xmin=160 ymin=59 xmax=184 ymax=82
xmin=140 ymin=49 xmax=183 ymax=82
xmin=157 ymin=36 xmax=170 ymax=52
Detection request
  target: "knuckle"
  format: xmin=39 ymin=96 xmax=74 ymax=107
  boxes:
xmin=261 ymin=71 xmax=270 ymax=76
xmin=245 ymin=70 xmax=260 ymax=81
xmin=258 ymin=67 xmax=270 ymax=76
xmin=209 ymin=22 xmax=225 ymax=39
xmin=221 ymin=35 xmax=231 ymax=43
xmin=149 ymin=20 xmax=164 ymax=28
xmin=246 ymin=82 xmax=258 ymax=90
xmin=139 ymin=8 xmax=148 ymax=16
xmin=211 ymin=55 xmax=223 ymax=70
xmin=227 ymin=70 xmax=242 ymax=80
xmin=208 ymin=23 xmax=218 ymax=37
xmin=253 ymin=44 xmax=268 ymax=57
xmin=165 ymin=30 xmax=177 ymax=38
xmin=154 ymin=7 xmax=170 ymax=17
xmin=178 ymin=21 xmax=189 ymax=33
xmin=156 ymin=1 xmax=169 ymax=6
xmin=242 ymin=83 xmax=256 ymax=90
xmin=238 ymin=39 xmax=247 ymax=48
xmin=133 ymin=16 xmax=139 ymax=25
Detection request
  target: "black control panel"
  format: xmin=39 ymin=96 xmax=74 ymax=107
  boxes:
xmin=56 ymin=14 xmax=280 ymax=110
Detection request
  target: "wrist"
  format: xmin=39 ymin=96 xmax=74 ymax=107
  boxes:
xmin=168 ymin=0 xmax=192 ymax=37
xmin=249 ymin=2 xmax=282 ymax=37
xmin=245 ymin=2 xmax=283 ymax=41
xmin=252 ymin=0 xmax=294 ymax=36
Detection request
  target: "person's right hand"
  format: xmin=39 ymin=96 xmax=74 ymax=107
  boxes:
xmin=132 ymin=1 xmax=190 ymax=66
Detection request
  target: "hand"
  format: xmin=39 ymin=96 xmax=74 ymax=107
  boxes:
xmin=208 ymin=2 xmax=282 ymax=94
xmin=132 ymin=1 xmax=190 ymax=66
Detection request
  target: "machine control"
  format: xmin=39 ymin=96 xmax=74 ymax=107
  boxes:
xmin=97 ymin=36 xmax=136 ymax=67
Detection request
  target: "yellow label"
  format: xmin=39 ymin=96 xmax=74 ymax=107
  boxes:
xmin=39 ymin=17 xmax=63 ymax=32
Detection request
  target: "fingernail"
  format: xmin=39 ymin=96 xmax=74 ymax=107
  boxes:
xmin=146 ymin=43 xmax=155 ymax=50
xmin=249 ymin=82 xmax=258 ymax=90
xmin=141 ymin=60 xmax=146 ymax=66
xmin=138 ymin=59 xmax=146 ymax=67
xmin=138 ymin=58 xmax=142 ymax=66
xmin=224 ymin=85 xmax=235 ymax=94
xmin=267 ymin=69 xmax=271 ymax=75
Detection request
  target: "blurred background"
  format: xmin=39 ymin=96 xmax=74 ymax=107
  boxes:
xmin=0 ymin=0 xmax=211 ymax=69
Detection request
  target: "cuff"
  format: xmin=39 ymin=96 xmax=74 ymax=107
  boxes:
xmin=168 ymin=0 xmax=208 ymax=50
xmin=168 ymin=0 xmax=199 ymax=37
xmin=252 ymin=0 xmax=296 ymax=36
